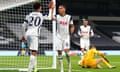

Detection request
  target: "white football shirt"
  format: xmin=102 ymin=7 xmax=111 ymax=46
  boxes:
xmin=23 ymin=9 xmax=52 ymax=36
xmin=78 ymin=25 xmax=94 ymax=39
xmin=56 ymin=14 xmax=73 ymax=39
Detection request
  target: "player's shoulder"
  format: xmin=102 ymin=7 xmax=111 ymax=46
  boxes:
xmin=87 ymin=25 xmax=92 ymax=29
xmin=66 ymin=14 xmax=71 ymax=16
xmin=28 ymin=12 xmax=42 ymax=16
xmin=55 ymin=14 xmax=59 ymax=17
xmin=91 ymin=48 xmax=97 ymax=52
xmin=80 ymin=25 xmax=84 ymax=28
xmin=56 ymin=14 xmax=72 ymax=17
xmin=65 ymin=14 xmax=72 ymax=18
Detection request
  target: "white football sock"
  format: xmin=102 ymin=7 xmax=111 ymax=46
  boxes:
xmin=80 ymin=52 xmax=84 ymax=60
xmin=28 ymin=55 xmax=35 ymax=72
xmin=34 ymin=56 xmax=37 ymax=68
xmin=33 ymin=56 xmax=37 ymax=72
xmin=65 ymin=52 xmax=71 ymax=72
xmin=65 ymin=52 xmax=70 ymax=64
xmin=58 ymin=55 xmax=64 ymax=72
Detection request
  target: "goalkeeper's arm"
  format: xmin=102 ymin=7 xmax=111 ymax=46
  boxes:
xmin=97 ymin=51 xmax=109 ymax=63
xmin=100 ymin=53 xmax=109 ymax=63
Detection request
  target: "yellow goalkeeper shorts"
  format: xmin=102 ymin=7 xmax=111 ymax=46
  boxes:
xmin=84 ymin=59 xmax=97 ymax=68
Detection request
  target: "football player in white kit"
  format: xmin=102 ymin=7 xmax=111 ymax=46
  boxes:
xmin=22 ymin=1 xmax=53 ymax=72
xmin=78 ymin=19 xmax=94 ymax=60
xmin=53 ymin=5 xmax=74 ymax=72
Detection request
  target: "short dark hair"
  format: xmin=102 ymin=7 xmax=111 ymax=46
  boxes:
xmin=33 ymin=2 xmax=41 ymax=10
xmin=84 ymin=19 xmax=88 ymax=21
xmin=90 ymin=44 xmax=96 ymax=49
xmin=59 ymin=4 xmax=66 ymax=9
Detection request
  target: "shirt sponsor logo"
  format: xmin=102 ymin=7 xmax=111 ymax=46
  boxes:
xmin=59 ymin=21 xmax=67 ymax=25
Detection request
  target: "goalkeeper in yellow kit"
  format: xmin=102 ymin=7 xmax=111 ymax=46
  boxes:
xmin=78 ymin=45 xmax=116 ymax=69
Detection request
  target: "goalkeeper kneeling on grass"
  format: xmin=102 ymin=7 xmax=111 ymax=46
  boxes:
xmin=78 ymin=45 xmax=116 ymax=69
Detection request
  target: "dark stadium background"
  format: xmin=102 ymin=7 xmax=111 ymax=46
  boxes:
xmin=57 ymin=0 xmax=120 ymax=50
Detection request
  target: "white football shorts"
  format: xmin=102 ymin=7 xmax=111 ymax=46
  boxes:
xmin=26 ymin=35 xmax=38 ymax=51
xmin=80 ymin=38 xmax=90 ymax=51
xmin=56 ymin=35 xmax=70 ymax=50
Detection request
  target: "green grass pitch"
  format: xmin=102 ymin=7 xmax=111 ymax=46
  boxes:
xmin=0 ymin=55 xmax=119 ymax=72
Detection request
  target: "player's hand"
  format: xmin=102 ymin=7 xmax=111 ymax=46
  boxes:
xmin=89 ymin=34 xmax=93 ymax=38
xmin=21 ymin=36 xmax=26 ymax=41
xmin=80 ymin=35 xmax=83 ymax=37
xmin=48 ymin=0 xmax=55 ymax=9
xmin=52 ymin=16 xmax=55 ymax=20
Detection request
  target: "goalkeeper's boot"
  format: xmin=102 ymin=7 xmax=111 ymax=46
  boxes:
xmin=109 ymin=66 xmax=116 ymax=69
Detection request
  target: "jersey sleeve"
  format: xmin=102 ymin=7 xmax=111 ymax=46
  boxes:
xmin=43 ymin=9 xmax=52 ymax=20
xmin=94 ymin=50 xmax=101 ymax=55
xmin=69 ymin=16 xmax=73 ymax=25
xmin=22 ymin=15 xmax=28 ymax=34
xmin=24 ymin=15 xmax=29 ymax=23
xmin=78 ymin=26 xmax=81 ymax=36
xmin=90 ymin=26 xmax=94 ymax=36
xmin=93 ymin=49 xmax=105 ymax=58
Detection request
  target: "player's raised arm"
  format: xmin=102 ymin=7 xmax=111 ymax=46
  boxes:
xmin=22 ymin=15 xmax=28 ymax=35
xmin=43 ymin=0 xmax=54 ymax=20
xmin=94 ymin=49 xmax=106 ymax=58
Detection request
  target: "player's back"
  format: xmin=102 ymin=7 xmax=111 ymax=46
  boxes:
xmin=26 ymin=12 xmax=44 ymax=36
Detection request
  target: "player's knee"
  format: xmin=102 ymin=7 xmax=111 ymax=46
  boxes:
xmin=81 ymin=48 xmax=85 ymax=52
xmin=99 ymin=58 xmax=104 ymax=62
xmin=64 ymin=48 xmax=69 ymax=53
xmin=31 ymin=50 xmax=37 ymax=56
xmin=58 ymin=50 xmax=62 ymax=55
xmin=101 ymin=58 xmax=104 ymax=61
xmin=65 ymin=52 xmax=70 ymax=57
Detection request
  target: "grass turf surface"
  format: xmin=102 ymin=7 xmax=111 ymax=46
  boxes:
xmin=0 ymin=55 xmax=119 ymax=72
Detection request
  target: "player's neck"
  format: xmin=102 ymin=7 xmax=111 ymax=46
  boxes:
xmin=35 ymin=9 xmax=41 ymax=12
xmin=84 ymin=25 xmax=87 ymax=27
xmin=60 ymin=13 xmax=66 ymax=17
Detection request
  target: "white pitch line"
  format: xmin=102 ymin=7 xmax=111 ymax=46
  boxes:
xmin=111 ymin=62 xmax=120 ymax=63
xmin=64 ymin=69 xmax=92 ymax=72
xmin=64 ymin=69 xmax=82 ymax=72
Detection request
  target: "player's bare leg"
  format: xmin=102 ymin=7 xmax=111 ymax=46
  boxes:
xmin=58 ymin=50 xmax=64 ymax=72
xmin=64 ymin=48 xmax=71 ymax=72
xmin=96 ymin=58 xmax=116 ymax=69
xmin=28 ymin=50 xmax=37 ymax=72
